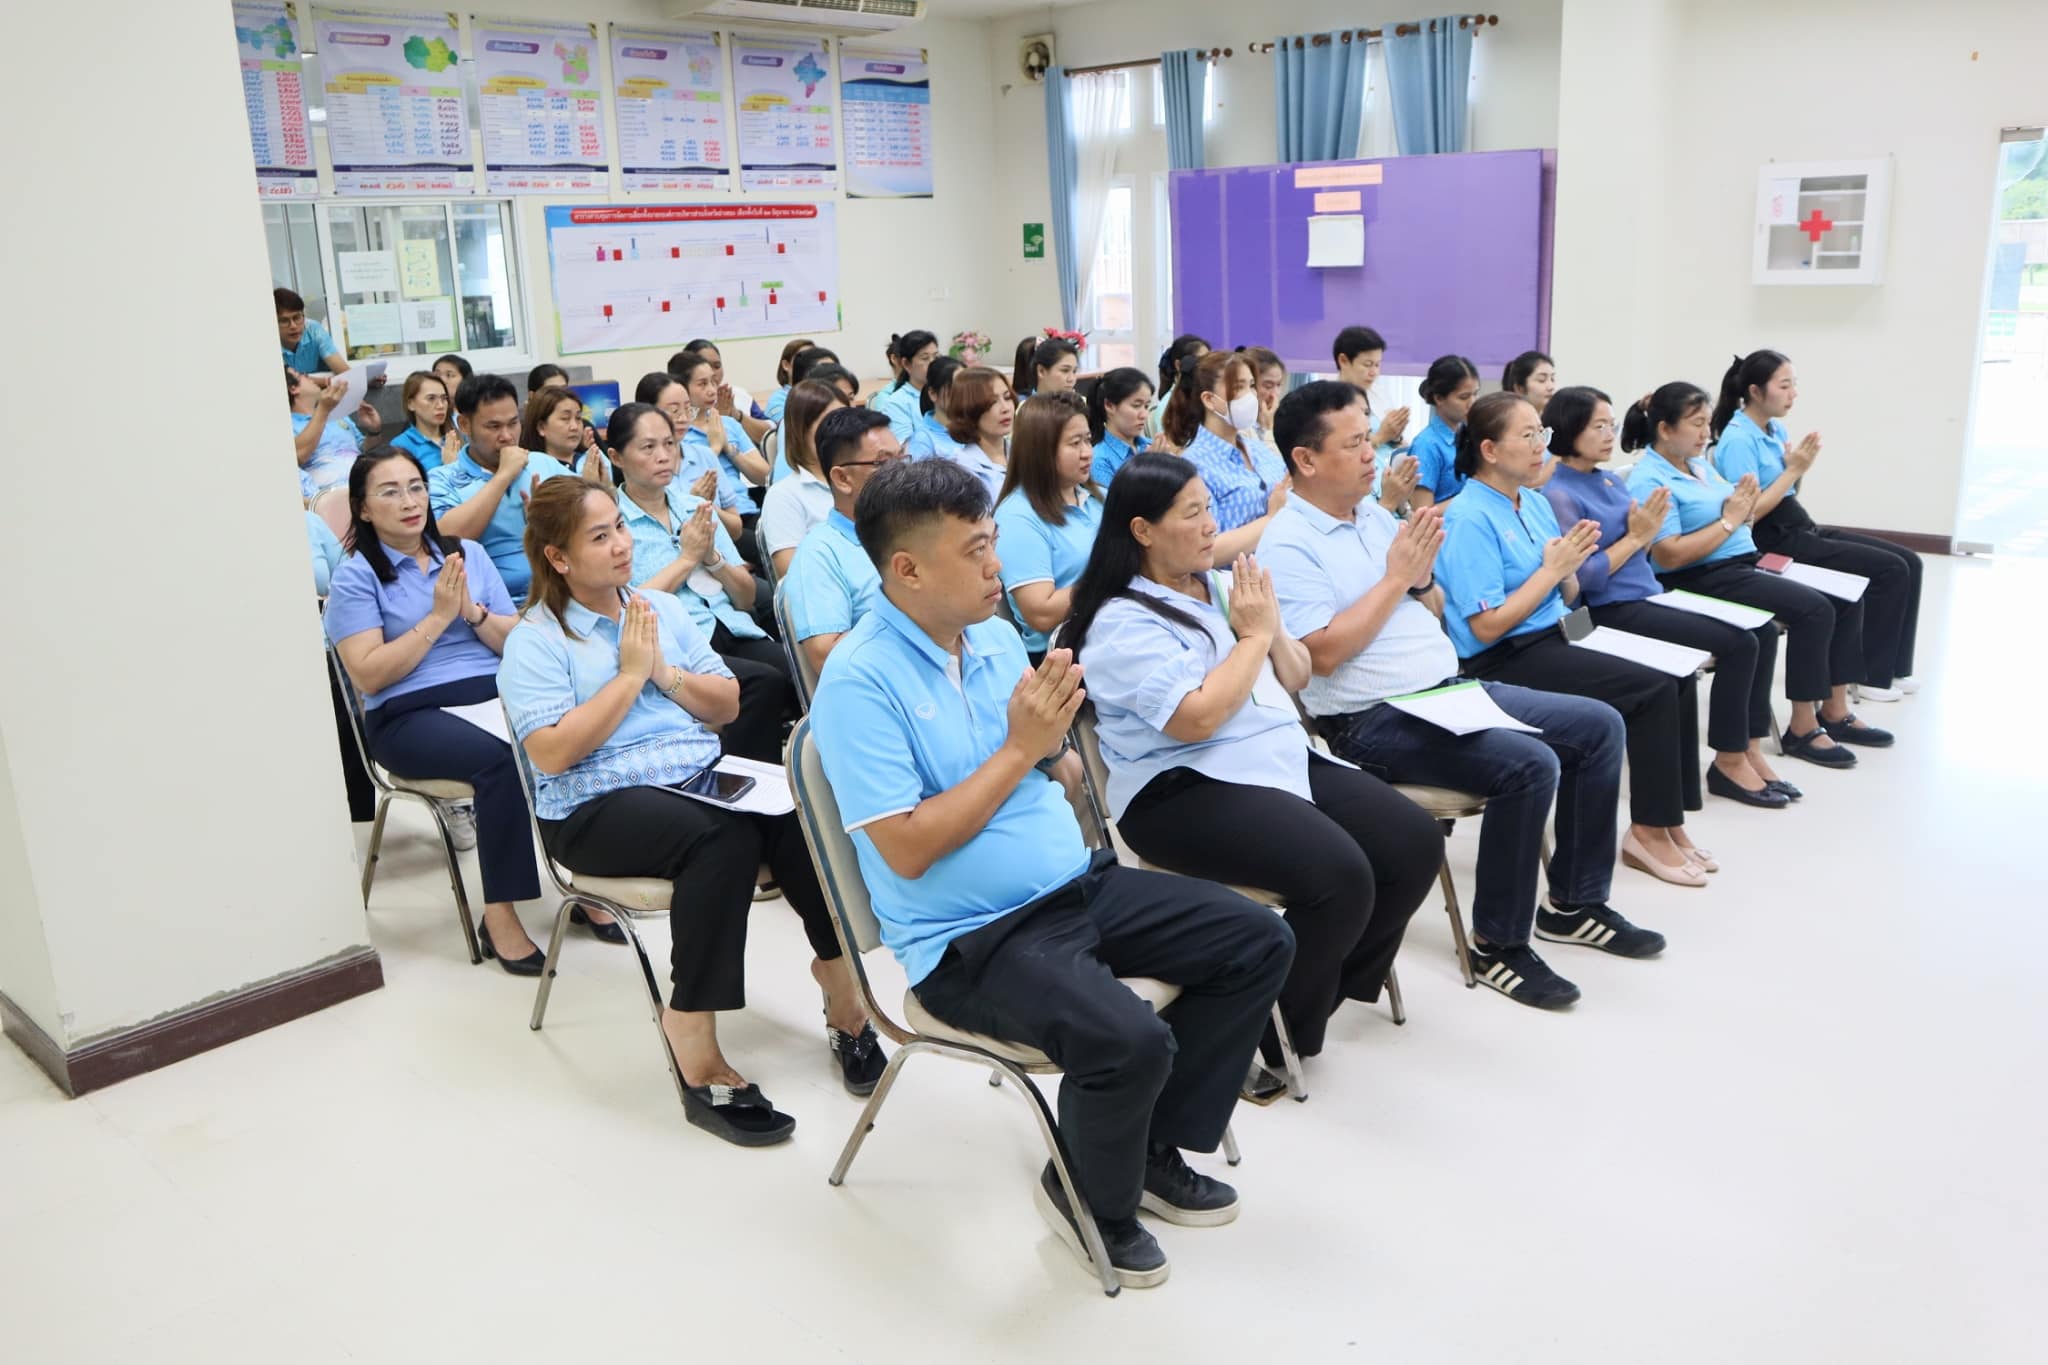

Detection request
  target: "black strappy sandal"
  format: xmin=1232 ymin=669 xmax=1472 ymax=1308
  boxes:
xmin=680 ymin=1082 xmax=796 ymax=1148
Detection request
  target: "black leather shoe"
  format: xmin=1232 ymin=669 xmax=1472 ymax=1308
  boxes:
xmin=1707 ymin=766 xmax=1790 ymax=808
xmin=570 ymin=904 xmax=627 ymax=945
xmin=478 ymin=917 xmax=545 ymax=977
xmin=1821 ymin=712 xmax=1894 ymax=748
xmin=1766 ymin=778 xmax=1804 ymax=802
xmin=1781 ymin=726 xmax=1858 ymax=768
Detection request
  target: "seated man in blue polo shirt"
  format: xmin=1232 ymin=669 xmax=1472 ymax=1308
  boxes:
xmin=1259 ymin=381 xmax=1643 ymax=1013
xmin=782 ymin=407 xmax=901 ymax=676
xmin=289 ymin=366 xmax=381 ymax=500
xmin=277 ymin=287 xmax=346 ymax=376
xmin=810 ymin=457 xmax=1293 ymax=1291
xmin=429 ymin=374 xmax=598 ymax=599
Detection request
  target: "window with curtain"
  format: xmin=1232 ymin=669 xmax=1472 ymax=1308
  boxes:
xmin=1150 ymin=64 xmax=1214 ymax=129
xmin=1356 ymin=39 xmax=1401 ymax=160
xmin=1086 ymin=181 xmax=1138 ymax=371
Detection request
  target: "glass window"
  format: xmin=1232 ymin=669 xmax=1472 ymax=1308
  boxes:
xmin=1152 ymin=172 xmax=1175 ymax=358
xmin=263 ymin=202 xmax=327 ymax=322
xmin=319 ymin=200 xmax=525 ymax=361
xmin=1088 ymin=182 xmax=1137 ymax=371
xmin=1150 ymin=64 xmax=1215 ymax=128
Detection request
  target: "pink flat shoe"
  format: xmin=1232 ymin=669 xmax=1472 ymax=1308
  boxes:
xmin=1621 ymin=831 xmax=1708 ymax=887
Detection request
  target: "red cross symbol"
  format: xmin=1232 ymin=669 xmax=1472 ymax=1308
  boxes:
xmin=1797 ymin=209 xmax=1834 ymax=244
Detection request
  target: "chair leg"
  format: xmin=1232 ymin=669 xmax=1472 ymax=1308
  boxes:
xmin=989 ymin=1069 xmax=1004 ymax=1086
xmin=1384 ymin=964 xmax=1407 ymax=1025
xmin=829 ymin=1039 xmax=926 ymax=1186
xmin=1221 ymin=1123 xmax=1241 ymax=1167
xmin=423 ymin=799 xmax=481 ymax=965
xmin=617 ymin=916 xmax=692 ymax=1110
xmin=1009 ymin=1067 xmax=1122 ymax=1298
xmin=359 ymin=794 xmax=393 ymax=904
xmin=528 ymin=899 xmax=577 ymax=1031
xmin=1438 ymin=856 xmax=1477 ymax=988
xmin=1269 ymin=1005 xmax=1307 ymax=1103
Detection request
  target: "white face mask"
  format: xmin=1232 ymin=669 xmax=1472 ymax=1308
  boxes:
xmin=1226 ymin=392 xmax=1260 ymax=431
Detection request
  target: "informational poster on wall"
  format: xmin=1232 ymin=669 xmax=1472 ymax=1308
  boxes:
xmin=312 ymin=8 xmax=474 ymax=195
xmin=232 ymin=2 xmax=318 ymax=198
xmin=611 ymin=25 xmax=732 ymax=193
xmin=471 ymin=15 xmax=609 ymax=193
xmin=545 ymin=203 xmax=841 ymax=355
xmin=730 ymin=35 xmax=838 ymax=191
xmin=840 ymin=47 xmax=932 ymax=199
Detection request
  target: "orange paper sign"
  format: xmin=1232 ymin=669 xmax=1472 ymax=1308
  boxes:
xmin=1293 ymin=164 xmax=1384 ymax=189
xmin=1314 ymin=190 xmax=1363 ymax=213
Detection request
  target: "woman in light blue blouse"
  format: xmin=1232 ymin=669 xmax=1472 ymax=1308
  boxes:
xmin=1403 ymin=354 xmax=1480 ymax=514
xmin=1087 ymin=366 xmax=1153 ymax=487
xmin=1062 ymin=451 xmax=1439 ymax=1059
xmin=900 ymin=357 xmax=963 ymax=463
xmin=994 ymin=392 xmax=1104 ymax=662
xmin=872 ymin=330 xmax=940 ymax=442
xmin=499 ymin=479 xmax=884 ymax=1147
xmin=389 ymin=371 xmax=460 ymax=468
xmin=1159 ymin=350 xmax=1290 ymax=561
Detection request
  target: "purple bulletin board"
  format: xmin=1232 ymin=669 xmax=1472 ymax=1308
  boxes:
xmin=1171 ymin=149 xmax=1556 ymax=376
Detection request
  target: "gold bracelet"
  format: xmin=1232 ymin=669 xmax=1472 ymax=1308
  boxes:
xmin=662 ymin=666 xmax=689 ymax=700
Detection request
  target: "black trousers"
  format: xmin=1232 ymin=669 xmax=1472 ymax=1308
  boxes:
xmin=1591 ymin=599 xmax=1780 ymax=752
xmin=1655 ymin=555 xmax=1860 ymax=700
xmin=539 ymin=786 xmax=837 ymax=1012
xmin=363 ymin=676 xmax=541 ymax=905
xmin=1116 ymin=762 xmax=1439 ymax=1058
xmin=913 ymin=853 xmax=1294 ymax=1222
xmin=711 ymin=625 xmax=794 ymax=763
xmin=1463 ymin=632 xmax=1695 ymax=826
xmin=1756 ymin=513 xmax=1921 ymax=687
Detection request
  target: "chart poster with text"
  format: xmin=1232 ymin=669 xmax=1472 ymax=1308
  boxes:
xmin=730 ymin=35 xmax=838 ymax=192
xmin=545 ymin=203 xmax=841 ymax=355
xmin=841 ymin=47 xmax=931 ymax=199
xmin=313 ymin=8 xmax=473 ymax=195
xmin=233 ymin=2 xmax=317 ymax=198
xmin=472 ymin=15 xmax=608 ymax=193
xmin=610 ymin=25 xmax=731 ymax=193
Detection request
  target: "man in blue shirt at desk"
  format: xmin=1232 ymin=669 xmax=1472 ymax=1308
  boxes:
xmin=810 ymin=458 xmax=1292 ymax=1291
xmin=429 ymin=374 xmax=594 ymax=599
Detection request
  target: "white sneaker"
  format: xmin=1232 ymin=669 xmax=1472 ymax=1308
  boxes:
xmin=1897 ymin=676 xmax=1921 ymax=695
xmin=1854 ymin=684 xmax=1903 ymax=703
xmin=443 ymin=802 xmax=478 ymax=851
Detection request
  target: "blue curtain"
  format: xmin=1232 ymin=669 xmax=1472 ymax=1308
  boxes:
xmin=1384 ymin=16 xmax=1473 ymax=155
xmin=1160 ymin=49 xmax=1206 ymax=170
xmin=1044 ymin=67 xmax=1080 ymax=331
xmin=1273 ymin=32 xmax=1368 ymax=163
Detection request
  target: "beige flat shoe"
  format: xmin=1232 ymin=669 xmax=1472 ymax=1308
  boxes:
xmin=1676 ymin=844 xmax=1718 ymax=873
xmin=1621 ymin=831 xmax=1708 ymax=887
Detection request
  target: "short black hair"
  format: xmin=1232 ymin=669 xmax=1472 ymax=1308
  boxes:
xmin=854 ymin=457 xmax=990 ymax=571
xmin=1542 ymin=385 xmax=1612 ymax=460
xmin=274 ymin=287 xmax=307 ymax=315
xmin=456 ymin=372 xmax=519 ymax=417
xmin=816 ymin=407 xmax=891 ymax=477
xmin=526 ymin=362 xmax=569 ymax=391
xmin=1332 ymin=326 xmax=1386 ymax=364
xmin=1273 ymin=381 xmax=1369 ymax=476
xmin=790 ymin=346 xmax=840 ymax=386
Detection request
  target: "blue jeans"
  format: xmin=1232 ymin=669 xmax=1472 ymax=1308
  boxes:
xmin=1323 ymin=683 xmax=1624 ymax=947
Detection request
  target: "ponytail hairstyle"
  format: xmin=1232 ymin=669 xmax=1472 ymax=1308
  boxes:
xmin=1062 ymin=451 xmax=1207 ymax=666
xmin=1542 ymin=385 xmax=1613 ymax=464
xmin=1453 ymin=392 xmax=1537 ymax=479
xmin=347 ymin=450 xmax=455 ymax=584
xmin=888 ymin=330 xmax=939 ymax=391
xmin=521 ymin=477 xmax=617 ymax=628
xmin=776 ymin=337 xmax=815 ymax=388
xmin=1418 ymin=354 xmax=1481 ymax=409
xmin=1162 ymin=350 xmax=1252 ymax=447
xmin=1620 ymin=381 xmax=1713 ymax=454
xmin=1087 ymin=366 xmax=1154 ymax=443
xmin=1711 ymin=349 xmax=1791 ymax=438
xmin=1156 ymin=333 xmax=1210 ymax=401
xmin=919 ymin=356 xmax=963 ymax=417
xmin=1031 ymin=336 xmax=1082 ymax=393
xmin=1010 ymin=337 xmax=1040 ymax=400
xmin=1502 ymin=350 xmax=1555 ymax=396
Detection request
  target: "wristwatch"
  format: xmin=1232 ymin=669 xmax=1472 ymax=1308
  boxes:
xmin=1718 ymin=519 xmax=1736 ymax=535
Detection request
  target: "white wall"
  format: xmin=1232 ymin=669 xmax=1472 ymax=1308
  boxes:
xmin=0 ymin=3 xmax=372 ymax=1044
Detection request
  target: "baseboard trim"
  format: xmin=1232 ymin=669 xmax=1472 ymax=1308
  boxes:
xmin=1825 ymin=525 xmax=1954 ymax=557
xmin=0 ymin=947 xmax=384 ymax=1098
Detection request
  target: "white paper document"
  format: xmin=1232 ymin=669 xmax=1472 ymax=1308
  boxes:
xmin=328 ymin=364 xmax=371 ymax=419
xmin=1384 ymin=682 xmax=1541 ymax=737
xmin=1772 ymin=561 xmax=1869 ymax=602
xmin=678 ymin=756 xmax=796 ymax=816
xmin=337 ymin=249 xmax=400 ymax=294
xmin=1307 ymin=214 xmax=1365 ymax=268
xmin=441 ymin=701 xmax=511 ymax=744
xmin=1646 ymin=590 xmax=1776 ymax=630
xmin=1571 ymin=626 xmax=1711 ymax=677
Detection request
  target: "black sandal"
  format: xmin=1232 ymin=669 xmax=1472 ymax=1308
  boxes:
xmin=1780 ymin=726 xmax=1858 ymax=769
xmin=680 ymin=1081 xmax=796 ymax=1148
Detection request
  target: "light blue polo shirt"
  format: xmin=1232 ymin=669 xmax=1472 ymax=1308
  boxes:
xmin=619 ymin=486 xmax=765 ymax=642
xmin=324 ymin=538 xmax=513 ymax=709
xmin=871 ymin=382 xmax=922 ymax=443
xmin=1713 ymin=411 xmax=1793 ymax=489
xmin=498 ymin=589 xmax=733 ymax=821
xmin=1082 ymin=572 xmax=1314 ymax=820
xmin=677 ymin=421 xmax=757 ymax=515
xmin=782 ymin=510 xmax=879 ymax=641
xmin=1437 ymin=478 xmax=1568 ymax=658
xmin=811 ymin=593 xmax=1092 ymax=985
xmin=942 ymin=441 xmax=1008 ymax=502
xmin=994 ymin=487 xmax=1103 ymax=653
xmin=1409 ymin=410 xmax=1466 ymax=501
xmin=762 ymin=385 xmax=790 ymax=423
xmin=1182 ymin=425 xmax=1288 ymax=532
xmin=292 ymin=412 xmax=363 ymax=498
xmin=1626 ymin=452 xmax=1759 ymax=567
xmin=1091 ymin=432 xmax=1150 ymax=487
xmin=903 ymin=412 xmax=961 ymax=462
xmin=283 ymin=319 xmax=339 ymax=373
xmin=307 ymin=512 xmax=344 ymax=597
xmin=389 ymin=424 xmax=450 ymax=466
xmin=425 ymin=449 xmax=576 ymax=599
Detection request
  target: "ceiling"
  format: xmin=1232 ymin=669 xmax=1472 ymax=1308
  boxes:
xmin=911 ymin=0 xmax=1093 ymax=20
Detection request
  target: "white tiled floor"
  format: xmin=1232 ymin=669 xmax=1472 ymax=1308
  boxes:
xmin=5 ymin=554 xmax=2045 ymax=1363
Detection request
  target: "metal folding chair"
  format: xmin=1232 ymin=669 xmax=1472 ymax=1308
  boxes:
xmin=329 ymin=645 xmax=480 ymax=964
xmin=773 ymin=583 xmax=819 ymax=711
xmin=785 ymin=718 xmax=1234 ymax=1299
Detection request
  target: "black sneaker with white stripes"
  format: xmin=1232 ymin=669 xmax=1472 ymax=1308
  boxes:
xmin=1537 ymin=901 xmax=1667 ymax=959
xmin=1467 ymin=942 xmax=1580 ymax=1010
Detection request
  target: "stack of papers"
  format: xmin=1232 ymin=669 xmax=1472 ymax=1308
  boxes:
xmin=1770 ymin=561 xmax=1869 ymax=602
xmin=703 ymin=756 xmax=796 ymax=816
xmin=442 ymin=701 xmax=512 ymax=743
xmin=1646 ymin=590 xmax=1775 ymax=630
xmin=1571 ymin=627 xmax=1711 ymax=677
xmin=1384 ymin=682 xmax=1540 ymax=737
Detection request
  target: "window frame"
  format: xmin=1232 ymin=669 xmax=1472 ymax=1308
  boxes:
xmin=1085 ymin=176 xmax=1140 ymax=373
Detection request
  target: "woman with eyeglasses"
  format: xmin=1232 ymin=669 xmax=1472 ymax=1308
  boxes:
xmin=1437 ymin=393 xmax=1713 ymax=888
xmin=389 ymin=371 xmax=462 ymax=467
xmin=324 ymin=449 xmax=556 ymax=974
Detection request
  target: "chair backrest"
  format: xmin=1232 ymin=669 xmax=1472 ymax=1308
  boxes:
xmin=773 ymin=583 xmax=819 ymax=711
xmin=327 ymin=645 xmax=396 ymax=798
xmin=1066 ymin=710 xmax=1119 ymax=854
xmin=501 ymin=702 xmax=580 ymax=901
xmin=312 ymin=486 xmax=353 ymax=540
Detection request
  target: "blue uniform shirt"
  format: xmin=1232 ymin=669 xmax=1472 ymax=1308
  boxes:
xmin=782 ymin=510 xmax=880 ymax=641
xmin=1091 ymin=432 xmax=1150 ymax=488
xmin=1713 ymin=411 xmax=1793 ymax=489
xmin=389 ymin=424 xmax=451 ymax=467
xmin=292 ymin=412 xmax=363 ymax=499
xmin=324 ymin=539 xmax=514 ymax=709
xmin=1409 ymin=410 xmax=1466 ymax=501
xmin=1182 ymin=425 xmax=1288 ymax=532
xmin=993 ymin=487 xmax=1103 ymax=653
xmin=425 ymin=449 xmax=576 ymax=599
xmin=307 ymin=512 xmax=344 ymax=597
xmin=283 ymin=319 xmax=339 ymax=373
xmin=1626 ymin=452 xmax=1758 ymax=567
xmin=677 ymin=421 xmax=757 ymax=515
xmin=762 ymin=385 xmax=790 ymax=423
xmin=1437 ymin=479 xmax=1568 ymax=658
xmin=811 ymin=593 xmax=1092 ymax=985
xmin=1542 ymin=462 xmax=1663 ymax=607
xmin=497 ymin=589 xmax=734 ymax=821
xmin=871 ymin=383 xmax=922 ymax=443
xmin=903 ymin=412 xmax=960 ymax=462
xmin=619 ymin=486 xmax=765 ymax=642
xmin=942 ymin=441 xmax=1009 ymax=502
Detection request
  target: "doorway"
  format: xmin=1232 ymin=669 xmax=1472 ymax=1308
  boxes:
xmin=1959 ymin=127 xmax=2048 ymax=555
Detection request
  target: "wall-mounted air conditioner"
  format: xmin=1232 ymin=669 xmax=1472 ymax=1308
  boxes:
xmin=668 ymin=0 xmax=928 ymax=34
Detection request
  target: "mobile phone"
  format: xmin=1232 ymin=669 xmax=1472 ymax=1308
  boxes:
xmin=669 ymin=766 xmax=756 ymax=805
xmin=1559 ymin=605 xmax=1595 ymax=644
xmin=1757 ymin=553 xmax=1794 ymax=574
